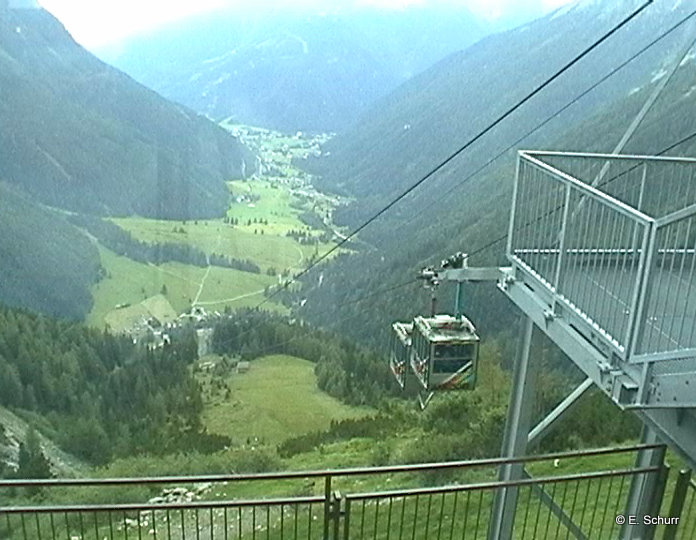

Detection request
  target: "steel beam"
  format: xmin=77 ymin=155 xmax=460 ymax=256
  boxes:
xmin=520 ymin=469 xmax=587 ymax=540
xmin=635 ymin=408 xmax=696 ymax=471
xmin=527 ymin=378 xmax=594 ymax=449
xmin=489 ymin=316 xmax=536 ymax=540
xmin=441 ymin=267 xmax=507 ymax=282
xmin=663 ymin=469 xmax=692 ymax=540
xmin=500 ymin=274 xmax=696 ymax=470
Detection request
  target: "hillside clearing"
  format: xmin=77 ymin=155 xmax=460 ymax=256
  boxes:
xmin=202 ymin=355 xmax=372 ymax=445
xmin=88 ymin=246 xmax=283 ymax=330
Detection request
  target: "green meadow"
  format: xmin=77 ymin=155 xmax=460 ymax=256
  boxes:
xmin=109 ymin=184 xmax=337 ymax=276
xmin=110 ymin=215 xmax=319 ymax=274
xmin=201 ymin=354 xmax=372 ymax=446
xmin=88 ymin=246 xmax=282 ymax=330
xmin=87 ymin=175 xmax=343 ymax=330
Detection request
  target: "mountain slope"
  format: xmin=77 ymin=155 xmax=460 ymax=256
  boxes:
xmin=305 ymin=1 xmax=686 ymax=205
xmin=296 ymin=0 xmax=696 ymax=343
xmin=0 ymin=7 xmax=253 ymax=220
xmin=0 ymin=6 xmax=258 ymax=319
xmin=98 ymin=7 xmax=489 ymax=132
xmin=0 ymin=405 xmax=88 ymax=478
xmin=0 ymin=183 xmax=100 ymax=319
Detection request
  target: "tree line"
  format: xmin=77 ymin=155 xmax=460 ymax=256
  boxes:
xmin=69 ymin=214 xmax=261 ymax=274
xmin=0 ymin=305 xmax=228 ymax=470
xmin=212 ymin=310 xmax=396 ymax=406
xmin=212 ymin=310 xmax=639 ymax=469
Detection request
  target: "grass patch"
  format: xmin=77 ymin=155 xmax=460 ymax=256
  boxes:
xmin=88 ymin=247 xmax=283 ymax=330
xmin=202 ymin=355 xmax=372 ymax=446
xmin=227 ymin=180 xmax=307 ymax=234
xmin=111 ymin=215 xmax=331 ymax=274
xmin=102 ymin=294 xmax=177 ymax=333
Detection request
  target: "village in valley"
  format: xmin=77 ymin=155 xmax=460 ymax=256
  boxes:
xmin=101 ymin=123 xmax=349 ymax=348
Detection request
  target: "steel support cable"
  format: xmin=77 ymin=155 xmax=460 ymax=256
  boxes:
xmin=261 ymin=1 xmax=680 ymax=317
xmin=211 ymin=279 xmax=419 ymax=354
xmin=253 ymin=0 xmax=654 ymax=309
xmin=404 ymin=6 xmax=696 ymax=238
xmin=258 ymin=3 xmax=694 ymax=318
xmin=462 ymin=17 xmax=696 ymax=260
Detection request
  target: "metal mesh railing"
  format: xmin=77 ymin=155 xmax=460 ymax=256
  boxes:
xmin=0 ymin=445 xmax=670 ymax=540
xmin=342 ymin=468 xmax=645 ymax=539
xmin=637 ymin=210 xmax=696 ymax=355
xmin=509 ymin=152 xmax=653 ymax=356
xmin=1 ymin=498 xmax=324 ymax=540
xmin=509 ymin=151 xmax=696 ymax=359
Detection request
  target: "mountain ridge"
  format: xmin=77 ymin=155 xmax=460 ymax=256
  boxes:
xmin=0 ymin=7 xmax=253 ymax=220
xmin=0 ymin=7 xmax=256 ymax=319
xmin=99 ymin=7 xmax=492 ymax=132
xmin=296 ymin=0 xmax=696 ymax=343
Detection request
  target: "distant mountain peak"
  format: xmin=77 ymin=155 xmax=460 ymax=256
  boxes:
xmin=100 ymin=6 xmax=493 ymax=132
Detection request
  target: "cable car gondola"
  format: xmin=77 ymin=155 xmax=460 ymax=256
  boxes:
xmin=388 ymin=254 xmax=482 ymax=408
xmin=410 ymin=314 xmax=479 ymax=392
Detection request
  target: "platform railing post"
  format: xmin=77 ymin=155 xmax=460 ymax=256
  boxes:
xmin=628 ymin=223 xmax=657 ymax=358
xmin=455 ymin=282 xmax=463 ymax=319
xmin=332 ymin=491 xmax=342 ymax=540
xmin=489 ymin=316 xmax=536 ymax=540
xmin=324 ymin=475 xmax=332 ymax=539
xmin=506 ymin=154 xmax=523 ymax=258
xmin=620 ymin=426 xmax=667 ymax=540
xmin=663 ymin=469 xmax=692 ymax=540
xmin=343 ymin=498 xmax=351 ymax=540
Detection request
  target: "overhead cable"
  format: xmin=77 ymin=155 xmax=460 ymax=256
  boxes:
xmin=255 ymin=0 xmax=653 ymax=308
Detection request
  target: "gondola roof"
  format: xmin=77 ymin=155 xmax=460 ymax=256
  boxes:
xmin=413 ymin=314 xmax=478 ymax=343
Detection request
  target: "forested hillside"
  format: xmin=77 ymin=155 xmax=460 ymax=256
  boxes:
xmin=0 ymin=302 xmax=639 ymax=486
xmin=210 ymin=310 xmax=639 ymax=464
xmin=212 ymin=310 xmax=395 ymax=406
xmin=0 ymin=183 xmax=100 ymax=319
xmin=0 ymin=305 xmax=226 ymax=467
xmin=0 ymin=5 xmax=261 ymax=319
xmin=298 ymin=0 xmax=696 ymax=346
xmin=0 ymin=7 xmax=253 ymax=219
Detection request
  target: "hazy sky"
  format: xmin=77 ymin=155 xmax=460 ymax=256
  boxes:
xmin=38 ymin=0 xmax=575 ymax=49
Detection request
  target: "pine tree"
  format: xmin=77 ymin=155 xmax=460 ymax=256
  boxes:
xmin=17 ymin=427 xmax=51 ymax=482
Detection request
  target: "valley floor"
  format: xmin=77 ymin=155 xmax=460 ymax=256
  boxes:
xmin=86 ymin=125 xmax=348 ymax=335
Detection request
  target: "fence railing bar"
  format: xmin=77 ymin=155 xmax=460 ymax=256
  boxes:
xmin=448 ymin=491 xmax=458 ymax=540
xmin=664 ymin=469 xmax=692 ymax=540
xmin=542 ymin=481 xmax=558 ymax=540
xmin=342 ymin=466 xmax=660 ymax=502
xmin=522 ymin=154 xmax=654 ymax=224
xmin=0 ymin=496 xmax=326 ymax=515
xmin=0 ymin=444 xmax=664 ymax=489
xmin=522 ymin=150 xmax=696 ymax=165
xmin=599 ymin=472 xmax=616 ymax=538
xmin=386 ymin=496 xmax=394 ymax=540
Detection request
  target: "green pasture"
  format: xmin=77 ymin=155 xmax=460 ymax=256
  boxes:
xmin=202 ymin=355 xmax=372 ymax=446
xmin=88 ymin=247 xmax=283 ymax=330
xmin=227 ymin=179 xmax=313 ymax=233
xmin=111 ymin=216 xmax=331 ymax=275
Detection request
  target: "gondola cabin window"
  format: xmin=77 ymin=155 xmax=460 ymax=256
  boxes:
xmin=432 ymin=343 xmax=476 ymax=373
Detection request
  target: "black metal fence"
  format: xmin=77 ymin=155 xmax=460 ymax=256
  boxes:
xmin=0 ymin=444 xmax=689 ymax=539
